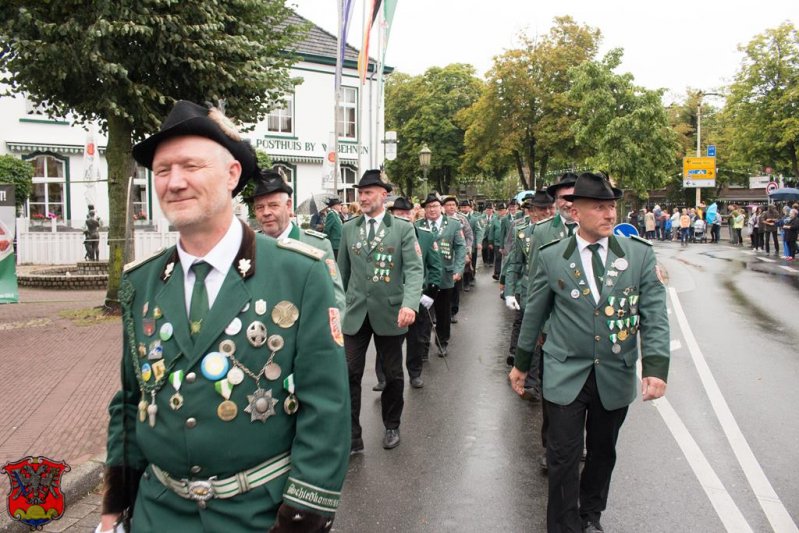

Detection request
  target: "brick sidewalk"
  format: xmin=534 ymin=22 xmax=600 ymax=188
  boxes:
xmin=0 ymin=285 xmax=121 ymax=524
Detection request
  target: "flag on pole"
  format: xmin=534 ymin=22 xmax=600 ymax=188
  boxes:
xmin=336 ymin=0 xmax=356 ymax=91
xmin=357 ymin=0 xmax=382 ymax=84
xmin=380 ymin=0 xmax=397 ymax=67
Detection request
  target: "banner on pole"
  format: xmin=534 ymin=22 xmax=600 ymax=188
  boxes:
xmin=0 ymin=184 xmax=19 ymax=304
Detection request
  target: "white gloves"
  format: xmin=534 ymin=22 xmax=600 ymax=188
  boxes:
xmin=505 ymin=295 xmax=521 ymax=311
xmin=420 ymin=295 xmax=435 ymax=309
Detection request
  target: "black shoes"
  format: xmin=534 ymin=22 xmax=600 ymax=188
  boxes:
xmin=539 ymin=454 xmax=548 ymax=472
xmin=350 ymin=437 xmax=364 ymax=455
xmin=438 ymin=343 xmax=448 ymax=357
xmin=410 ymin=377 xmax=424 ymax=388
xmin=383 ymin=428 xmax=400 ymax=449
xmin=450 ymin=315 xmax=458 ymax=324
xmin=372 ymin=381 xmax=385 ymax=392
xmin=583 ymin=520 xmax=603 ymax=533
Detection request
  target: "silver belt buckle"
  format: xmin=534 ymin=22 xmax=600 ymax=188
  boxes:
xmin=186 ymin=477 xmax=217 ymax=507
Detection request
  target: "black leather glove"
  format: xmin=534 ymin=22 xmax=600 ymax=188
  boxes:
xmin=269 ymin=504 xmax=334 ymax=533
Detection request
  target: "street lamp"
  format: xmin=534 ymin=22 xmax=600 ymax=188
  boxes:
xmin=419 ymin=144 xmax=432 ymax=197
xmin=695 ymin=91 xmax=724 ymax=206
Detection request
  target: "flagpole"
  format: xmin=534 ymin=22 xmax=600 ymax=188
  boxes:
xmin=334 ymin=0 xmax=343 ymax=198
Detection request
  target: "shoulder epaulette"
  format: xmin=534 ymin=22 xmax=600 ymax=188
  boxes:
xmin=124 ymin=247 xmax=170 ymax=273
xmin=539 ymin=238 xmax=563 ymax=251
xmin=536 ymin=216 xmax=555 ymax=226
xmin=513 ymin=218 xmax=528 ymax=227
xmin=416 ymin=225 xmax=432 ymax=233
xmin=629 ymin=235 xmax=653 ymax=246
xmin=304 ymin=229 xmax=328 ymax=239
xmin=276 ymin=237 xmax=325 ymax=260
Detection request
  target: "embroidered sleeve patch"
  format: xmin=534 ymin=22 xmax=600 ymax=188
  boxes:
xmin=329 ymin=308 xmax=344 ymax=347
xmin=325 ymin=258 xmax=338 ymax=280
xmin=414 ymin=242 xmax=422 ymax=257
xmin=284 ymin=477 xmax=341 ymax=513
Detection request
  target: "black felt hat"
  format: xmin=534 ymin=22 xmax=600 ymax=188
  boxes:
xmin=420 ymin=193 xmax=442 ymax=207
xmin=530 ymin=190 xmax=555 ymax=207
xmin=458 ymin=199 xmax=471 ymax=207
xmin=496 ymin=202 xmax=507 ymax=210
xmin=132 ymin=100 xmax=257 ymax=197
xmin=508 ymin=198 xmax=519 ymax=206
xmin=442 ymin=195 xmax=458 ymax=205
xmin=325 ymin=197 xmax=342 ymax=207
xmin=545 ymin=172 xmax=579 ymax=198
xmin=562 ymin=172 xmax=623 ymax=202
xmin=353 ymin=169 xmax=392 ymax=192
xmin=246 ymin=170 xmax=293 ymax=201
xmin=389 ymin=197 xmax=414 ymax=211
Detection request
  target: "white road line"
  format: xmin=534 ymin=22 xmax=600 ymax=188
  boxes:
xmin=779 ymin=265 xmax=796 ymax=273
xmin=669 ymin=287 xmax=799 ymax=533
xmin=758 ymin=257 xmax=776 ymax=263
xmin=638 ymin=361 xmax=753 ymax=532
xmin=670 ymin=339 xmax=682 ymax=352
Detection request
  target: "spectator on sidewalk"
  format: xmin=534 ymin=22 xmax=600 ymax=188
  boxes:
xmin=644 ymin=208 xmax=656 ymax=240
xmin=670 ymin=208 xmax=681 ymax=242
xmin=653 ymin=204 xmax=663 ymax=240
xmin=749 ymin=206 xmax=762 ymax=250
xmin=784 ymin=208 xmax=799 ymax=260
xmin=680 ymin=209 xmax=691 ymax=247
xmin=733 ymin=209 xmax=745 ymax=246
xmin=762 ymin=204 xmax=781 ymax=256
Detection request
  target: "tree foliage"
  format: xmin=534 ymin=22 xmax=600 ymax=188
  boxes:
xmin=722 ymin=22 xmax=799 ymax=179
xmin=0 ymin=1 xmax=303 ymax=309
xmin=384 ymin=64 xmax=483 ymax=196
xmin=0 ymin=154 xmax=34 ymax=209
xmin=569 ymin=49 xmax=678 ymax=200
xmin=459 ymin=16 xmax=601 ymax=191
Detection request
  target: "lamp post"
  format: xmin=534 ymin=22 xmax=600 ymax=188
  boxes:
xmin=695 ymin=91 xmax=723 ymax=206
xmin=419 ymin=144 xmax=432 ymax=197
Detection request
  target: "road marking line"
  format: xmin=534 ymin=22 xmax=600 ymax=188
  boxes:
xmin=638 ymin=361 xmax=752 ymax=533
xmin=779 ymin=265 xmax=796 ymax=273
xmin=757 ymin=257 xmax=776 ymax=263
xmin=670 ymin=339 xmax=682 ymax=352
xmin=669 ymin=287 xmax=799 ymax=533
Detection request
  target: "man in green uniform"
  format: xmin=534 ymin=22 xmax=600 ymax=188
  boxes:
xmin=461 ymin=199 xmax=484 ymax=290
xmin=338 ymin=170 xmax=424 ymax=452
xmin=324 ymin=198 xmax=343 ymax=258
xmin=490 ymin=202 xmax=507 ymax=280
xmin=99 ymin=100 xmax=350 ymax=533
xmin=374 ymin=197 xmax=443 ymax=389
xmin=416 ymin=193 xmax=466 ymax=356
xmin=249 ymin=169 xmax=345 ymax=313
xmin=509 ymin=172 xmax=670 ymax=533
xmin=443 ymin=196 xmax=472 ymax=322
xmin=503 ymin=190 xmax=555 ymax=396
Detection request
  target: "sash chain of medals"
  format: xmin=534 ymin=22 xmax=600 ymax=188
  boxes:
xmin=353 ymin=223 xmax=395 ymax=283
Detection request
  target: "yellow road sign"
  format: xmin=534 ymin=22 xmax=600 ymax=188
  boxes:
xmin=683 ymin=157 xmax=716 ymax=188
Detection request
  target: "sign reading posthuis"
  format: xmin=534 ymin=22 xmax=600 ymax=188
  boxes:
xmin=0 ymin=184 xmax=19 ymax=304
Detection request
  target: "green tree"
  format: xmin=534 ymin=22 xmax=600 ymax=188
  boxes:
xmin=0 ymin=155 xmax=34 ymax=210
xmin=459 ymin=16 xmax=601 ymax=190
xmin=722 ymin=22 xmax=799 ymax=179
xmin=569 ymin=49 xmax=679 ymax=202
xmin=0 ymin=1 xmax=302 ymax=311
xmin=384 ymin=64 xmax=483 ymax=195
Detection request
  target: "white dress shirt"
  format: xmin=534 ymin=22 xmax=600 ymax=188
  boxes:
xmin=427 ymin=215 xmax=444 ymax=233
xmin=575 ymin=232 xmax=608 ymax=304
xmin=363 ymin=210 xmax=386 ymax=233
xmin=177 ymin=216 xmax=243 ymax=314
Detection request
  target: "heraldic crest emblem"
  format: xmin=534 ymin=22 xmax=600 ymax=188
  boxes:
xmin=2 ymin=456 xmax=70 ymax=529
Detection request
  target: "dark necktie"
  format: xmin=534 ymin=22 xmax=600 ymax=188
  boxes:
xmin=189 ymin=261 xmax=212 ymax=336
xmin=587 ymin=243 xmax=604 ymax=292
xmin=368 ymin=219 xmax=376 ymax=242
xmin=566 ymin=223 xmax=576 ymax=236
xmin=431 ymin=222 xmax=439 ymax=235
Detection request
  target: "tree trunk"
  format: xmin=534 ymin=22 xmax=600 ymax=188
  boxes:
xmin=525 ymin=135 xmax=536 ymax=190
xmin=104 ymin=114 xmax=135 ymax=313
xmin=513 ymin=151 xmax=529 ymax=189
xmin=538 ymin=153 xmax=549 ymax=191
xmin=789 ymin=142 xmax=799 ymax=179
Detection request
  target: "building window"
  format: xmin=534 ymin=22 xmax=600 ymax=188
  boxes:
xmin=273 ymin=164 xmax=295 ymax=190
xmin=27 ymin=155 xmax=66 ymax=220
xmin=340 ymin=166 xmax=358 ymax=203
xmin=267 ymin=95 xmax=294 ymax=135
xmin=337 ymin=87 xmax=357 ymax=140
xmin=132 ymin=167 xmax=151 ymax=222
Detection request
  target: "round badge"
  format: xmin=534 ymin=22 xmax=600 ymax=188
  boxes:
xmin=570 ymin=289 xmax=580 ymax=299
xmin=264 ymin=362 xmax=282 ymax=381
xmin=225 ymin=317 xmax=242 ymax=336
xmin=373 ymin=276 xmax=379 ymax=282
xmin=284 ymin=395 xmax=299 ymax=415
xmin=219 ymin=339 xmax=236 ymax=355
xmin=618 ymin=330 xmax=629 ymax=341
xmin=604 ymin=306 xmax=615 ymax=317
xmin=201 ymin=352 xmax=230 ymax=381
xmin=612 ymin=343 xmax=622 ymax=354
xmin=153 ymin=307 xmax=163 ymax=319
xmin=141 ymin=363 xmax=152 ymax=382
xmin=272 ymin=301 xmax=300 ymax=329
xmin=356 ymin=242 xmax=362 ymax=249
xmin=246 ymin=321 xmax=268 ymax=348
xmin=217 ymin=400 xmax=238 ymax=422
xmin=385 ymin=276 xmax=391 ymax=283
xmin=241 ymin=302 xmax=250 ymax=313
xmin=159 ymin=322 xmax=174 ymax=342
xmin=267 ymin=335 xmax=284 ymax=352
xmin=582 ymin=288 xmax=590 ymax=296
xmin=227 ymin=366 xmax=245 ymax=386
xmin=614 ymin=258 xmax=629 ymax=271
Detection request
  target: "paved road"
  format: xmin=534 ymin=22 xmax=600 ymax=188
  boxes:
xmin=4 ymin=241 xmax=799 ymax=532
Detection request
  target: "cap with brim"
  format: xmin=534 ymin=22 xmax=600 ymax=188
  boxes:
xmin=441 ymin=196 xmax=458 ymax=205
xmin=496 ymin=202 xmax=507 ymax=210
xmin=132 ymin=100 xmax=257 ymax=197
xmin=245 ymin=170 xmax=293 ymax=201
xmin=458 ymin=199 xmax=471 ymax=207
xmin=562 ymin=172 xmax=623 ymax=202
xmin=545 ymin=172 xmax=579 ymax=197
xmin=421 ymin=193 xmax=442 ymax=207
xmin=531 ymin=190 xmax=554 ymax=207
xmin=508 ymin=199 xmax=519 ymax=206
xmin=353 ymin=169 xmax=392 ymax=192
xmin=389 ymin=197 xmax=414 ymax=211
xmin=325 ymin=198 xmax=342 ymax=207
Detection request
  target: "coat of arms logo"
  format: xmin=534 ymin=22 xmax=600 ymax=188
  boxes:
xmin=2 ymin=456 xmax=70 ymax=529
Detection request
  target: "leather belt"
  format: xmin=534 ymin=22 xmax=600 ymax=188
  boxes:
xmin=151 ymin=452 xmax=291 ymax=507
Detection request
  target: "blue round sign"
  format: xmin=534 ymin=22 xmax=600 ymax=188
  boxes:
xmin=613 ymin=223 xmax=639 ymax=238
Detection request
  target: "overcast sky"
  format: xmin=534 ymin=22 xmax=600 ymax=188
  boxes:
xmin=290 ymin=0 xmax=798 ymax=103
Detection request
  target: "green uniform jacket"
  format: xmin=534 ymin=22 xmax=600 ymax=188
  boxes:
xmin=324 ymin=210 xmax=342 ymax=252
xmin=515 ymin=234 xmax=670 ymax=411
xmin=415 ymin=226 xmax=444 ymax=297
xmin=467 ymin=213 xmax=485 ymax=256
xmin=415 ymin=216 xmax=466 ymax=290
xmin=104 ymin=223 xmax=350 ymax=531
xmin=489 ymin=215 xmax=504 ymax=247
xmin=288 ymin=224 xmax=346 ymax=314
xmin=504 ymin=220 xmax=535 ymax=300
xmin=338 ymin=213 xmax=424 ymax=336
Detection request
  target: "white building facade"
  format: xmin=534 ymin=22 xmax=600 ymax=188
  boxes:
xmin=0 ymin=13 xmax=388 ymax=263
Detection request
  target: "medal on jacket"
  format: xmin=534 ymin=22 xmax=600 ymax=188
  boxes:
xmin=147 ymin=390 xmax=158 ymax=428
xmin=272 ymin=301 xmax=299 ymax=329
xmin=245 ymin=388 xmax=278 ymax=423
xmin=215 ymin=379 xmax=238 ymax=422
xmin=138 ymin=391 xmax=148 ymax=423
xmin=283 ymin=374 xmax=299 ymax=415
xmin=263 ymin=335 xmax=284 ymax=381
xmin=169 ymin=370 xmax=185 ymax=411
